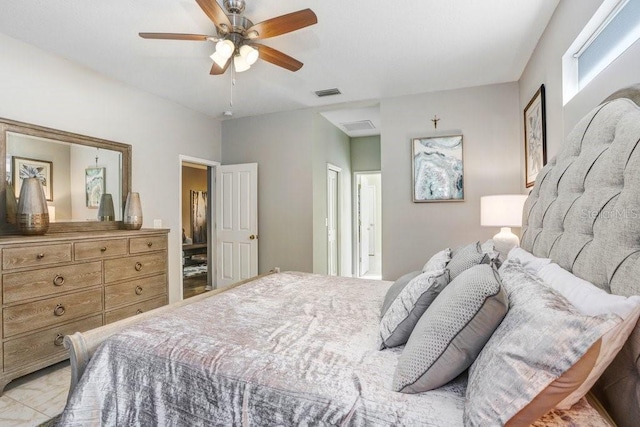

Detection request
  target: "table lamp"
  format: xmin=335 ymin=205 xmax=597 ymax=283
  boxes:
xmin=481 ymin=194 xmax=528 ymax=258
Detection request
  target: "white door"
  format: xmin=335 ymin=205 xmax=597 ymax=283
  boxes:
xmin=327 ymin=168 xmax=339 ymax=276
xmin=359 ymin=178 xmax=370 ymax=276
xmin=216 ymin=163 xmax=258 ymax=288
xmin=367 ymin=185 xmax=376 ymax=256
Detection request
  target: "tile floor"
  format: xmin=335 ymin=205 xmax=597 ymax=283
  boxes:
xmin=0 ymin=361 xmax=69 ymax=426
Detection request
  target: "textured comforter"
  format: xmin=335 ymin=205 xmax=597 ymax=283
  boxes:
xmin=59 ymin=272 xmax=608 ymax=426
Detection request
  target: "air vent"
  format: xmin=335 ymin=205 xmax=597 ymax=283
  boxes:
xmin=315 ymin=88 xmax=342 ymax=97
xmin=341 ymin=120 xmax=376 ymax=132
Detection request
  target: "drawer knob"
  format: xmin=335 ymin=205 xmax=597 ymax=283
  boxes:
xmin=54 ymin=333 xmax=64 ymax=347
xmin=37 ymin=253 xmax=45 ymax=259
xmin=135 ymin=286 xmax=143 ymax=295
xmin=136 ymin=309 xmax=143 ymax=315
xmin=147 ymin=242 xmax=153 ymax=247
xmin=135 ymin=262 xmax=143 ymax=271
xmin=53 ymin=304 xmax=65 ymax=317
xmin=100 ymin=247 xmax=107 ymax=252
xmin=53 ymin=274 xmax=65 ymax=286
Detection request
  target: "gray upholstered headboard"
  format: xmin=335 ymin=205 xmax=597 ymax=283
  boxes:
xmin=521 ymin=84 xmax=640 ymax=427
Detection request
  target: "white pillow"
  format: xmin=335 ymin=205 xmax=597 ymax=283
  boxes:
xmin=422 ymin=248 xmax=451 ymax=273
xmin=537 ymin=262 xmax=640 ymax=409
xmin=506 ymin=247 xmax=551 ymax=274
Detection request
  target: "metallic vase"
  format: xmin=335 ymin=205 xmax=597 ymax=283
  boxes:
xmin=97 ymin=193 xmax=115 ymax=221
xmin=16 ymin=177 xmax=49 ymax=235
xmin=122 ymin=192 xmax=143 ymax=230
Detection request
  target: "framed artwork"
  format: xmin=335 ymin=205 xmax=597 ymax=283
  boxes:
xmin=85 ymin=167 xmax=105 ymax=208
xmin=524 ymin=84 xmax=547 ymax=188
xmin=191 ymin=190 xmax=208 ymax=244
xmin=412 ymin=134 xmax=464 ymax=202
xmin=12 ymin=156 xmax=53 ymax=201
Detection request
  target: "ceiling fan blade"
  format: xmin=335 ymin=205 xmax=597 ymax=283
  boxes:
xmin=253 ymin=44 xmax=303 ymax=72
xmin=196 ymin=0 xmax=232 ymax=33
xmin=210 ymin=57 xmax=231 ymax=75
xmin=139 ymin=33 xmax=214 ymax=41
xmin=246 ymin=9 xmax=317 ymax=40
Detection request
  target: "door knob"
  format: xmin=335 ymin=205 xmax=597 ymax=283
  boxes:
xmin=249 ymin=234 xmax=257 ymax=240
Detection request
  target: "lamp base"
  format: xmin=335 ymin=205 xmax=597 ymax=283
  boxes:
xmin=493 ymin=227 xmax=520 ymax=260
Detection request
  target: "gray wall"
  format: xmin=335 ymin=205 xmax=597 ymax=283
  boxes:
xmin=351 ymin=136 xmax=381 ymax=171
xmin=222 ymin=109 xmax=314 ymax=273
xmin=312 ymin=114 xmax=352 ymax=275
xmin=519 ymin=0 xmax=640 ymax=184
xmin=381 ymin=82 xmax=521 ymax=280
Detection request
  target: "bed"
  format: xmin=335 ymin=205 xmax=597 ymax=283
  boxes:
xmin=58 ymin=86 xmax=640 ymax=426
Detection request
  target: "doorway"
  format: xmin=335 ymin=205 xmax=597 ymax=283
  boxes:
xmin=327 ymin=164 xmax=341 ymax=276
xmin=354 ymin=172 xmax=382 ymax=279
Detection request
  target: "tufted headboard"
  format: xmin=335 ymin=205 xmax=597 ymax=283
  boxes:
xmin=521 ymin=84 xmax=640 ymax=427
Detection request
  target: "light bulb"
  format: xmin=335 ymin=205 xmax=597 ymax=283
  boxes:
xmin=210 ymin=51 xmax=228 ymax=68
xmin=239 ymin=45 xmax=259 ymax=65
xmin=215 ymin=40 xmax=234 ymax=59
xmin=234 ymin=54 xmax=250 ymax=72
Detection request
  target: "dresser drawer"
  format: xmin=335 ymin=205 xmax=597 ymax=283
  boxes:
xmin=3 ymin=288 xmax=103 ymax=338
xmin=105 ymin=295 xmax=166 ymax=324
xmin=104 ymin=252 xmax=167 ymax=284
xmin=3 ymin=261 xmax=102 ymax=304
xmin=75 ymin=238 xmax=127 ymax=261
xmin=105 ymin=274 xmax=167 ymax=310
xmin=3 ymin=315 xmax=103 ymax=369
xmin=2 ymin=243 xmax=72 ymax=270
xmin=129 ymin=235 xmax=168 ymax=254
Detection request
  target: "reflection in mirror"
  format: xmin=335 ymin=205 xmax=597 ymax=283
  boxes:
xmin=7 ymin=133 xmax=123 ymax=222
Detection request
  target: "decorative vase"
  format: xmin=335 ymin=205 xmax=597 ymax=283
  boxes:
xmin=97 ymin=193 xmax=115 ymax=221
xmin=5 ymin=182 xmax=18 ymax=225
xmin=16 ymin=177 xmax=49 ymax=235
xmin=122 ymin=192 xmax=143 ymax=230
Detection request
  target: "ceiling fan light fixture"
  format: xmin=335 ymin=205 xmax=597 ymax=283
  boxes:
xmin=234 ymin=54 xmax=251 ymax=72
xmin=239 ymin=45 xmax=259 ymax=65
xmin=215 ymin=39 xmax=235 ymax=59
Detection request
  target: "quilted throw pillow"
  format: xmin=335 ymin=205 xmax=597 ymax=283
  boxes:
xmin=421 ymin=248 xmax=451 ymax=273
xmin=392 ymin=264 xmax=507 ymax=392
xmin=380 ymin=271 xmax=422 ymax=317
xmin=464 ymin=260 xmax=621 ymax=426
xmin=379 ymin=269 xmax=449 ymax=349
xmin=447 ymin=242 xmax=489 ymax=280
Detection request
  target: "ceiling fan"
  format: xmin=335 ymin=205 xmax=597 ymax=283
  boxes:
xmin=139 ymin=0 xmax=317 ymax=75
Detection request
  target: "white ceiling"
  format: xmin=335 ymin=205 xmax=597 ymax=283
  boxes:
xmin=0 ymin=0 xmax=559 ymax=121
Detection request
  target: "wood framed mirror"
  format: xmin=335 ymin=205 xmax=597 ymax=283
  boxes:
xmin=0 ymin=118 xmax=132 ymax=234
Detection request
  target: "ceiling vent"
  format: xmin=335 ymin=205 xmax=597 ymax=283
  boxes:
xmin=315 ymin=88 xmax=342 ymax=97
xmin=341 ymin=120 xmax=376 ymax=132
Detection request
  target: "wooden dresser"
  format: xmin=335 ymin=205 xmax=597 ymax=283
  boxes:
xmin=0 ymin=229 xmax=169 ymax=392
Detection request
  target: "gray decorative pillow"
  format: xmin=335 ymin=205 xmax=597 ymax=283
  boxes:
xmin=447 ymin=242 xmax=489 ymax=280
xmin=379 ymin=269 xmax=450 ymax=349
xmin=464 ymin=260 xmax=621 ymax=426
xmin=380 ymin=271 xmax=421 ymax=317
xmin=421 ymin=248 xmax=451 ymax=273
xmin=392 ymin=264 xmax=508 ymax=393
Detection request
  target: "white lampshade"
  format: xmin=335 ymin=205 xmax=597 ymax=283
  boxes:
xmin=239 ymin=45 xmax=259 ymax=65
xmin=233 ymin=54 xmax=250 ymax=72
xmin=480 ymin=195 xmax=528 ymax=227
xmin=210 ymin=51 xmax=228 ymax=68
xmin=215 ymin=40 xmax=234 ymax=59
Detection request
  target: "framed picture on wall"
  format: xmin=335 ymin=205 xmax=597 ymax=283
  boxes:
xmin=85 ymin=167 xmax=105 ymax=208
xmin=12 ymin=156 xmax=53 ymax=201
xmin=191 ymin=190 xmax=208 ymax=244
xmin=411 ymin=135 xmax=464 ymax=202
xmin=524 ymin=84 xmax=547 ymax=188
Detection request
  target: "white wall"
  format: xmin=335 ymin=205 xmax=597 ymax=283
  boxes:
xmin=351 ymin=136 xmax=381 ymax=172
xmin=0 ymin=34 xmax=221 ymax=303
xmin=381 ymin=82 xmax=521 ymax=280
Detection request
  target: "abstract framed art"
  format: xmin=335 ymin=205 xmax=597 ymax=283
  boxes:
xmin=85 ymin=167 xmax=105 ymax=208
xmin=12 ymin=156 xmax=53 ymax=201
xmin=412 ymin=134 xmax=464 ymax=202
xmin=524 ymin=84 xmax=547 ymax=188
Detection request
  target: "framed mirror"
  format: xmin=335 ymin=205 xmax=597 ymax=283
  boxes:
xmin=0 ymin=118 xmax=131 ymax=234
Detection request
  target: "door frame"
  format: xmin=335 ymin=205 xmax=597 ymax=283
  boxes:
xmin=352 ymin=170 xmax=381 ymax=278
xmin=327 ymin=163 xmax=342 ymax=276
xmin=178 ymin=155 xmax=220 ymax=300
